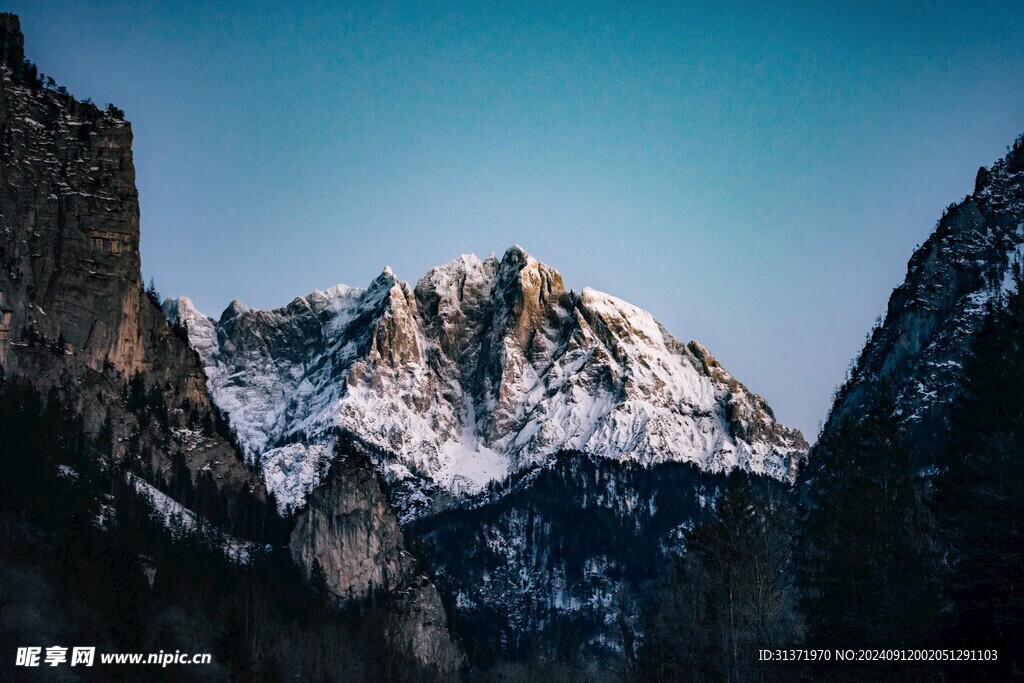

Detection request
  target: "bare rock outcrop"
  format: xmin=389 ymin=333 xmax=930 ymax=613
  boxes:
xmin=290 ymin=447 xmax=415 ymax=600
xmin=290 ymin=440 xmax=464 ymax=678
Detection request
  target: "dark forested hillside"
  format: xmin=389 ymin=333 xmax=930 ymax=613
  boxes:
xmin=0 ymin=374 xmax=448 ymax=682
xmin=406 ymin=453 xmax=799 ymax=676
xmin=637 ymin=472 xmax=801 ymax=682
xmin=794 ymin=138 xmax=1024 ymax=680
xmin=932 ymin=266 xmax=1023 ymax=668
xmin=797 ymin=382 xmax=941 ymax=648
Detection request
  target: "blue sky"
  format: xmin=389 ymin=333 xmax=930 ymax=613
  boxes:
xmin=8 ymin=1 xmax=1023 ymax=439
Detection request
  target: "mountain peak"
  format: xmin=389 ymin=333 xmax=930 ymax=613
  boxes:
xmin=499 ymin=244 xmax=536 ymax=269
xmin=370 ymin=265 xmax=397 ymax=288
xmin=495 ymin=245 xmax=561 ymax=292
xmin=220 ymin=299 xmax=249 ymax=323
xmin=161 ymin=296 xmax=199 ymax=326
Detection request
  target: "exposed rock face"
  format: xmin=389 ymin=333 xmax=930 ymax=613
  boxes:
xmin=289 ymin=440 xmax=463 ymax=678
xmin=821 ymin=138 xmax=1024 ymax=454
xmin=0 ymin=14 xmax=269 ymax=532
xmin=386 ymin=575 xmax=465 ymax=680
xmin=290 ymin=447 xmax=416 ymax=600
xmin=1 ymin=16 xmax=178 ymax=383
xmin=168 ymin=246 xmax=807 ymax=515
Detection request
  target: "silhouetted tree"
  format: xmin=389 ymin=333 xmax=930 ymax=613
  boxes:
xmin=932 ymin=266 xmax=1024 ymax=671
xmin=640 ymin=472 xmax=801 ymax=681
xmin=146 ymin=278 xmax=161 ymax=307
xmin=797 ymin=380 xmax=940 ymax=648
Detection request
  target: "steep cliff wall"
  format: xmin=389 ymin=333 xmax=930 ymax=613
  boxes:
xmin=820 ymin=137 xmax=1024 ymax=456
xmin=0 ymin=13 xmax=270 ymax=533
xmin=289 ymin=439 xmax=463 ymax=677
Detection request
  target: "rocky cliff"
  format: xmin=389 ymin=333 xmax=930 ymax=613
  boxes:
xmin=820 ymin=137 xmax=1024 ymax=456
xmin=290 ymin=438 xmax=463 ymax=677
xmin=0 ymin=13 xmax=270 ymax=535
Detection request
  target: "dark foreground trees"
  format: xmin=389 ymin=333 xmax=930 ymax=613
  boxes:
xmin=790 ymin=268 xmax=1023 ymax=680
xmin=796 ymin=381 xmax=941 ymax=649
xmin=932 ymin=267 xmax=1024 ymax=673
xmin=0 ymin=375 xmax=444 ymax=682
xmin=638 ymin=473 xmax=801 ymax=682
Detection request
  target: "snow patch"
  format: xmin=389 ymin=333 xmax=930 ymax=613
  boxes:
xmin=126 ymin=473 xmax=267 ymax=564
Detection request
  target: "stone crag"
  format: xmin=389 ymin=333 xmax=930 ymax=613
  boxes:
xmin=821 ymin=137 xmax=1024 ymax=457
xmin=290 ymin=439 xmax=463 ymax=678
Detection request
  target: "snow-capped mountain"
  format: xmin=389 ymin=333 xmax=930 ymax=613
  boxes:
xmin=166 ymin=246 xmax=806 ymax=514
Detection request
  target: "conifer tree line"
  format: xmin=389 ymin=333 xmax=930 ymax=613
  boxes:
xmin=637 ymin=269 xmax=1023 ymax=681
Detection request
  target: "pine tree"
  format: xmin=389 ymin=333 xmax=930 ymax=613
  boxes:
xmin=639 ymin=473 xmax=800 ymax=681
xmin=146 ymin=278 xmax=160 ymax=307
xmin=932 ymin=266 xmax=1024 ymax=668
xmin=797 ymin=380 xmax=939 ymax=647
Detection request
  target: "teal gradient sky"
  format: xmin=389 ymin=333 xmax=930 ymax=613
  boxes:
xmin=8 ymin=1 xmax=1023 ymax=440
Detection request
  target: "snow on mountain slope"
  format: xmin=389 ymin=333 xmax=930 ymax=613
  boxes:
xmin=166 ymin=246 xmax=807 ymax=513
xmin=126 ymin=473 xmax=267 ymax=565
